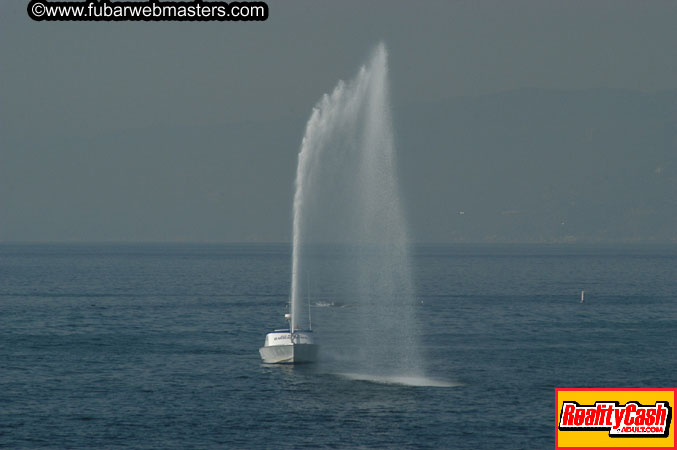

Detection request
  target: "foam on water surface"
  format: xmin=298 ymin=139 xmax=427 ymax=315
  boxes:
xmin=337 ymin=373 xmax=461 ymax=388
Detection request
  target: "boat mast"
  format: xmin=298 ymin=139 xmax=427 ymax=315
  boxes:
xmin=290 ymin=267 xmax=296 ymax=341
xmin=307 ymin=276 xmax=312 ymax=331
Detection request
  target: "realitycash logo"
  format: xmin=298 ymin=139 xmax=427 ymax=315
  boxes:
xmin=556 ymin=388 xmax=676 ymax=449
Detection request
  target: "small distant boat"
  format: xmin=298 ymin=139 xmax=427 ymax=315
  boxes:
xmin=313 ymin=300 xmax=348 ymax=308
xmin=580 ymin=290 xmax=585 ymax=303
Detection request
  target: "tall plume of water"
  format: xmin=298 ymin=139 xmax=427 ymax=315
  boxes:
xmin=290 ymin=43 xmax=422 ymax=378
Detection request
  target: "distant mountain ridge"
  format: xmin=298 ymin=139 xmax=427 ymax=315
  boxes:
xmin=1 ymin=88 xmax=675 ymax=243
xmin=396 ymin=88 xmax=677 ymax=243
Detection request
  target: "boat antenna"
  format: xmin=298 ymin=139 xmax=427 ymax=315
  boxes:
xmin=307 ymin=275 xmax=312 ymax=331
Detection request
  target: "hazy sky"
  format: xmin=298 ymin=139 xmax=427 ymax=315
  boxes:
xmin=1 ymin=1 xmax=676 ymax=242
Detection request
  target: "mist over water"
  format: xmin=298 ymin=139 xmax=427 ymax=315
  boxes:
xmin=290 ymin=44 xmax=423 ymax=378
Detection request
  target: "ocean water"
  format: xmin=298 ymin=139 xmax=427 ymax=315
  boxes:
xmin=1 ymin=243 xmax=675 ymax=449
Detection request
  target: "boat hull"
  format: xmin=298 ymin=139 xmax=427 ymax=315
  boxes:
xmin=259 ymin=343 xmax=318 ymax=364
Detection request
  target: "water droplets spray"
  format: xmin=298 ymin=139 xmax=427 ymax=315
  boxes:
xmin=290 ymin=44 xmax=423 ymax=378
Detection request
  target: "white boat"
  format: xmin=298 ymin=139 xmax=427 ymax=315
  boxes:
xmin=259 ymin=302 xmax=318 ymax=364
xmin=259 ymin=327 xmax=318 ymax=364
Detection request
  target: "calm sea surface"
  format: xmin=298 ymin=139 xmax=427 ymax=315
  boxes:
xmin=1 ymin=244 xmax=675 ymax=448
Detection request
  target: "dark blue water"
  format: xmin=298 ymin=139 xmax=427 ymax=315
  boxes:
xmin=1 ymin=244 xmax=675 ymax=448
